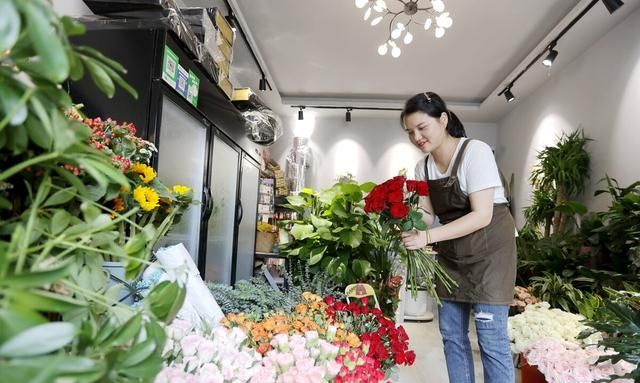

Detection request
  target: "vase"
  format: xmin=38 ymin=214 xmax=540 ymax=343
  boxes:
xmin=403 ymin=287 xmax=435 ymax=321
xmin=520 ymin=353 xmax=548 ymax=383
xmin=102 ymin=261 xmax=139 ymax=306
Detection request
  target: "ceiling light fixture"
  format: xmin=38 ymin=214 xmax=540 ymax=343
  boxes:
xmin=298 ymin=106 xmax=305 ymax=120
xmin=497 ymin=0 xmax=622 ymax=103
xmin=345 ymin=108 xmax=352 ymax=122
xmin=601 ymin=0 xmax=624 ymax=14
xmin=542 ymin=47 xmax=559 ymax=67
xmin=355 ymin=0 xmax=453 ymax=58
xmin=504 ymin=87 xmax=515 ymax=103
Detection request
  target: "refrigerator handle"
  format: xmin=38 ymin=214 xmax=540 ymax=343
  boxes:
xmin=203 ymin=185 xmax=214 ymax=221
xmin=237 ymin=199 xmax=244 ymax=224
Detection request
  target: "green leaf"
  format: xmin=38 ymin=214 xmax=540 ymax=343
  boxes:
xmin=19 ymin=2 xmax=69 ymax=82
xmin=352 ymin=259 xmax=373 ymax=279
xmin=289 ymin=224 xmax=315 ymax=240
xmin=414 ymin=219 xmax=427 ymax=231
xmin=68 ymin=50 xmax=85 ymax=81
xmin=310 ymin=214 xmax=332 ymax=228
xmin=339 ymin=229 xmax=362 ymax=248
xmin=0 ymin=0 xmax=20 ymax=51
xmin=83 ymin=156 xmax=129 ymax=186
xmin=145 ymin=281 xmax=186 ymax=323
xmin=0 ymin=307 xmax=47 ymax=344
xmin=401 ymin=220 xmax=413 ymax=232
xmin=120 ymin=339 xmax=157 ymax=368
xmin=25 ymin=115 xmax=52 ymax=149
xmin=0 ymin=82 xmax=28 ymax=127
xmin=0 ymin=322 xmax=75 ymax=357
xmin=51 ymin=110 xmax=77 ymax=152
xmin=8 ymin=288 xmax=87 ymax=312
xmin=360 ymin=182 xmax=376 ymax=193
xmin=286 ymin=195 xmax=306 ymax=207
xmin=308 ymin=246 xmax=327 ymax=266
xmin=51 ymin=209 xmax=72 ymax=235
xmin=90 ymin=57 xmax=138 ymax=99
xmin=82 ymin=56 xmax=115 ymax=98
xmin=60 ymin=16 xmax=86 ymax=37
xmin=43 ymin=187 xmax=76 ymax=207
xmin=319 ymin=189 xmax=338 ymax=205
xmin=0 ymin=195 xmax=12 ymax=210
xmin=77 ymin=45 xmax=126 ymax=73
xmin=1 ymin=259 xmax=73 ymax=288
xmin=120 ymin=355 xmax=164 ymax=379
xmin=101 ymin=313 xmax=142 ymax=347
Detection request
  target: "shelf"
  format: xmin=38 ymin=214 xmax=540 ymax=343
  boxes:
xmin=254 ymin=251 xmax=287 ymax=259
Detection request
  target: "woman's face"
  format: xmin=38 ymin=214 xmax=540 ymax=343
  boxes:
xmin=403 ymin=111 xmax=448 ymax=153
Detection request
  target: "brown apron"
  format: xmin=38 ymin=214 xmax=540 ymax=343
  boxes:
xmin=425 ymin=139 xmax=516 ymax=304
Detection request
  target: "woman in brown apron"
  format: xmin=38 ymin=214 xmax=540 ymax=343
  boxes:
xmin=400 ymin=92 xmax=516 ymax=383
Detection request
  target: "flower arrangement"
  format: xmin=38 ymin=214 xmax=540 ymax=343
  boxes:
xmin=67 ymin=112 xmax=195 ymax=264
xmin=524 ymin=338 xmax=636 ymax=383
xmin=333 ymin=341 xmax=387 ymax=383
xmin=324 ymin=296 xmax=416 ymax=372
xmin=158 ymin=319 xmax=264 ymax=383
xmin=364 ymin=174 xmax=455 ymax=301
xmin=508 ymin=302 xmax=599 ymax=354
xmin=510 ymin=285 xmax=539 ymax=314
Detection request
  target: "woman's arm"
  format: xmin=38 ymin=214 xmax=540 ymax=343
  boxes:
xmin=402 ymin=187 xmax=494 ymax=249
xmin=418 ymin=196 xmax=435 ymax=226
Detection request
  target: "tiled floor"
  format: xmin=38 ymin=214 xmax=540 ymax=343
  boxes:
xmin=393 ymin=319 xmax=522 ymax=383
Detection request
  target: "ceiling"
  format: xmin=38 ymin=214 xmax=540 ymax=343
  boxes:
xmin=222 ymin=0 xmax=639 ymax=121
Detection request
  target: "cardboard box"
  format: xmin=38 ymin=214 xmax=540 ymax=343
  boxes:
xmin=216 ymin=58 xmax=230 ymax=79
xmin=216 ymin=33 xmax=233 ymax=61
xmin=255 ymin=232 xmax=276 ymax=253
xmin=217 ymin=77 xmax=233 ymax=99
xmin=209 ymin=8 xmax=234 ymax=45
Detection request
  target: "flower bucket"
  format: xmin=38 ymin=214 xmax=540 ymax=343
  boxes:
xmin=103 ymin=261 xmax=139 ymax=306
xmin=521 ymin=353 xmax=548 ymax=383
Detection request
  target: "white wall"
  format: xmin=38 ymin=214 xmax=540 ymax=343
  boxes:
xmin=269 ymin=113 xmax=497 ymax=191
xmin=497 ymin=7 xmax=640 ymax=227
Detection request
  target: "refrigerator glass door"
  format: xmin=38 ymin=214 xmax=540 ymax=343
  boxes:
xmin=205 ymin=134 xmax=240 ymax=284
xmin=234 ymin=158 xmax=260 ymax=282
xmin=156 ymin=97 xmax=207 ymax=262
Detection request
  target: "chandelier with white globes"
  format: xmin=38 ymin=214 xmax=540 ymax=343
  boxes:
xmin=355 ymin=0 xmax=453 ymax=58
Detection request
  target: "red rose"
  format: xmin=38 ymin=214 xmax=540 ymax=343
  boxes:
xmin=405 ymin=350 xmax=416 ymax=365
xmin=386 ymin=189 xmax=403 ymax=203
xmin=416 ymin=181 xmax=429 ymax=196
xmin=386 ymin=176 xmax=405 ymax=191
xmin=324 ymin=295 xmax=335 ymax=305
xmin=364 ymin=190 xmax=386 ymax=213
xmin=406 ymin=180 xmax=418 ymax=192
xmin=389 ymin=202 xmax=409 ymax=219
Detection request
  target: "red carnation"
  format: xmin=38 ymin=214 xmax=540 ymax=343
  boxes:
xmin=389 ymin=202 xmax=409 ymax=219
xmin=416 ymin=181 xmax=429 ymax=196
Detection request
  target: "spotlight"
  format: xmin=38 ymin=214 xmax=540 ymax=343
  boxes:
xmin=345 ymin=108 xmax=352 ymax=122
xmin=298 ymin=107 xmax=304 ymax=120
xmin=542 ymin=49 xmax=558 ymax=67
xmin=601 ymin=0 xmax=624 ymax=14
xmin=259 ymin=77 xmax=267 ymax=91
xmin=504 ymin=88 xmax=515 ymax=103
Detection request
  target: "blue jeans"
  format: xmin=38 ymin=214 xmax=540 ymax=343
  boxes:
xmin=438 ymin=300 xmax=514 ymax=383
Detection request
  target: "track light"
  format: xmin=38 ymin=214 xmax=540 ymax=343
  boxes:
xmin=504 ymin=88 xmax=515 ymax=103
xmin=601 ymin=0 xmax=624 ymax=14
xmin=542 ymin=48 xmax=558 ymax=67
xmin=259 ymin=77 xmax=267 ymax=91
xmin=298 ymin=107 xmax=304 ymax=120
xmin=345 ymin=108 xmax=352 ymax=122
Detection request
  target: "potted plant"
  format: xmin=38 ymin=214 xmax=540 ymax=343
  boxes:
xmin=0 ymin=2 xmax=184 ymax=380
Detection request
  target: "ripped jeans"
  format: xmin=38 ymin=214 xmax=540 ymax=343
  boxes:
xmin=438 ymin=301 xmax=514 ymax=383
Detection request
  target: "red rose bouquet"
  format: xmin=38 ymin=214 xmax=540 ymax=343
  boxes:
xmin=364 ymin=174 xmax=455 ymax=302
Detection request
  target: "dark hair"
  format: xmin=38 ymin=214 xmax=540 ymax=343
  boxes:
xmin=400 ymin=91 xmax=466 ymax=138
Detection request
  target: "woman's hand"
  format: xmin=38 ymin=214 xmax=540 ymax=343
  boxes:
xmin=401 ymin=229 xmax=428 ymax=250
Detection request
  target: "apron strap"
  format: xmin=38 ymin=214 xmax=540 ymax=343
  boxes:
xmin=445 ymin=139 xmax=473 ymax=187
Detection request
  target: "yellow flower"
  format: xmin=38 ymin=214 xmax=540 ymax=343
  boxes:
xmin=172 ymin=184 xmax=192 ymax=196
xmin=129 ymin=163 xmax=156 ymax=183
xmin=133 ymin=186 xmax=159 ymax=211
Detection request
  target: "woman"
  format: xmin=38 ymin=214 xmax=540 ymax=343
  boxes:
xmin=400 ymin=91 xmax=516 ymax=383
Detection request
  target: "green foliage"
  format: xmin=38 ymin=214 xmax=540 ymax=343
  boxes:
xmin=579 ymin=297 xmax=640 ymax=382
xmin=284 ymin=259 xmax=346 ymax=301
xmin=593 ymin=176 xmax=640 ymax=274
xmin=529 ymin=272 xmax=584 ymax=313
xmin=0 ymin=2 xmax=182 ymax=381
xmin=278 ymin=181 xmax=381 ymax=285
xmin=528 ymin=129 xmax=591 ymax=235
xmin=207 ymin=276 xmax=300 ymax=321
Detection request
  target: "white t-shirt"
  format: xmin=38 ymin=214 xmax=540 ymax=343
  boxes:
xmin=413 ymin=138 xmax=507 ymax=204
